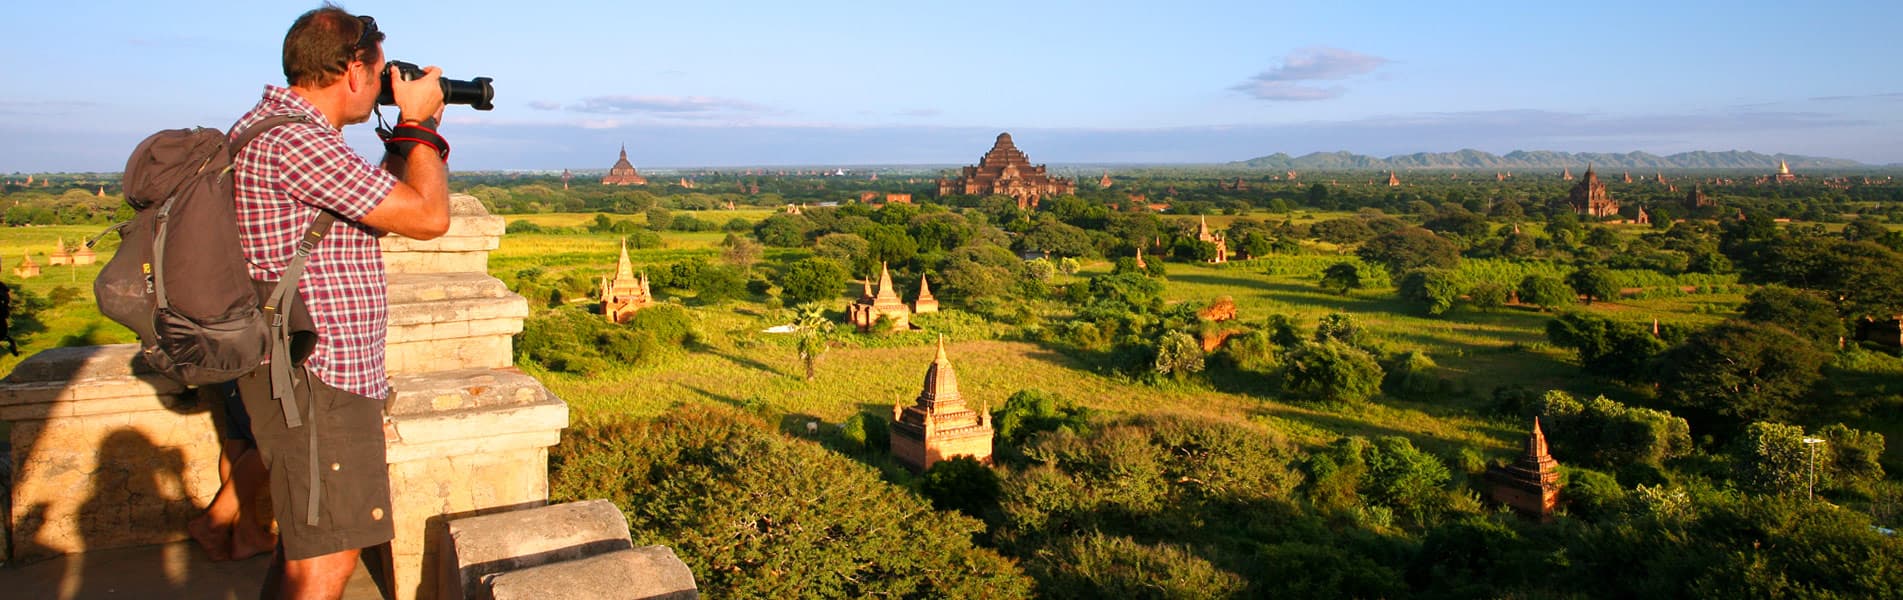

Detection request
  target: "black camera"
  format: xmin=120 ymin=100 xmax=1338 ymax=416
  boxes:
xmin=378 ymin=60 xmax=494 ymax=111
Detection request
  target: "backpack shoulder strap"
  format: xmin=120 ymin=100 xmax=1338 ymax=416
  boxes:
xmin=229 ymin=114 xmax=311 ymax=158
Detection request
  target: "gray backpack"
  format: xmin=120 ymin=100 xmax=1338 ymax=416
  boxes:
xmin=95 ymin=116 xmax=333 ymax=406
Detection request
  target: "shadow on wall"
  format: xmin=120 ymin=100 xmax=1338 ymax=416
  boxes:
xmin=0 ymin=346 xmax=251 ymax=596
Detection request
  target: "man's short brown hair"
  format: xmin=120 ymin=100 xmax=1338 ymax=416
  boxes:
xmin=282 ymin=4 xmax=384 ymax=87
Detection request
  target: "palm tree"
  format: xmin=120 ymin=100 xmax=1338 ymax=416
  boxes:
xmin=793 ymin=302 xmax=835 ymax=381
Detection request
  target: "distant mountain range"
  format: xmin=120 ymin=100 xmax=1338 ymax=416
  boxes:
xmin=1230 ymin=149 xmax=1864 ymax=171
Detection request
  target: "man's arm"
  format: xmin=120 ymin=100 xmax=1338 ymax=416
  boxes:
xmin=361 ymin=146 xmax=449 ymax=240
xmin=359 ymin=64 xmax=450 ymax=240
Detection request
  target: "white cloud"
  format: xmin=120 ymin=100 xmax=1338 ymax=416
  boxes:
xmin=1233 ymin=46 xmax=1389 ymax=102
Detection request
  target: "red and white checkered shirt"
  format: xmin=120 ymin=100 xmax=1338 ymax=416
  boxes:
xmin=230 ymin=86 xmax=397 ymax=400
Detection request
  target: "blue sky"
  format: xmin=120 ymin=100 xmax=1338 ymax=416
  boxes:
xmin=3 ymin=0 xmax=1899 ymax=171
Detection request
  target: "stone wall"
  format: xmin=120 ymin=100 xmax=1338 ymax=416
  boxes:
xmin=0 ymin=194 xmax=569 ymax=600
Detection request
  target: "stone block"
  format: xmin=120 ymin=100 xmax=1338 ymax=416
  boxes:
xmin=488 ymin=546 xmax=699 ymax=600
xmin=386 ymin=272 xmax=515 ymax=305
xmin=384 ymin=251 xmax=492 ymax=275
xmin=385 ymin=368 xmax=552 ymax=416
xmin=385 ymin=335 xmax=514 ymax=375
xmin=441 ymin=500 xmax=634 ymax=600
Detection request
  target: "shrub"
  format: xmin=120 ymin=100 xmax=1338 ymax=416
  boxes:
xmin=1383 ymin=350 xmax=1440 ymax=398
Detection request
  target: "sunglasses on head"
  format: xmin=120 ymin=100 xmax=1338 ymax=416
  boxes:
xmin=352 ymin=15 xmax=378 ymax=55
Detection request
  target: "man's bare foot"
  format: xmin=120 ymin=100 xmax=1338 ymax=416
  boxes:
xmin=187 ymin=513 xmax=233 ymax=561
xmin=229 ymin=523 xmax=278 ymax=561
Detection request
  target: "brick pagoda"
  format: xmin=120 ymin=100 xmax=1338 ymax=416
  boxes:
xmin=600 ymin=239 xmax=654 ymax=323
xmin=890 ymin=337 xmax=994 ymax=473
xmin=1486 ymin=417 xmax=1563 ymax=521
xmin=847 ymin=262 xmax=911 ymax=332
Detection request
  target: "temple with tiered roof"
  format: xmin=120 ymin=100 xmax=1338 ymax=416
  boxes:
xmin=599 ymin=239 xmax=654 ymax=322
xmin=890 ymin=338 xmax=994 ymax=473
xmin=601 ymin=145 xmax=648 ymax=186
xmin=1567 ymin=165 xmax=1619 ymax=217
xmin=937 ymin=133 xmax=1075 ymax=209
xmin=1486 ymin=418 xmax=1563 ymax=521
xmin=913 ymin=274 xmax=939 ymax=314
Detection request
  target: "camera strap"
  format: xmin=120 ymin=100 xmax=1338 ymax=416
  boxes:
xmin=374 ymin=109 xmax=449 ymax=161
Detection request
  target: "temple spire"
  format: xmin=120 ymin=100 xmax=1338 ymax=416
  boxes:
xmin=1527 ymin=417 xmax=1549 ymax=460
xmin=876 ymin=261 xmax=899 ymax=301
xmin=616 ymin=238 xmax=634 ymax=279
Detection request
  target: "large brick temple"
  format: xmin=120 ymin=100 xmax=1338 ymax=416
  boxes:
xmin=1566 ymin=165 xmax=1619 ymax=218
xmin=601 ymin=145 xmax=648 ymax=186
xmin=937 ymin=132 xmax=1075 ymax=209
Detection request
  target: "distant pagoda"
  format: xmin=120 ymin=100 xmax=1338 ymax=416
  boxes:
xmin=890 ymin=337 xmax=994 ymax=473
xmin=1386 ymin=171 xmax=1401 ymax=187
xmin=12 ymin=252 xmax=40 ymax=279
xmin=937 ymin=132 xmax=1076 ymax=209
xmin=1196 ymin=215 xmax=1229 ymax=264
xmin=600 ymin=239 xmax=654 ymax=323
xmin=46 ymin=238 xmax=73 ymax=266
xmin=1773 ymin=160 xmax=1797 ymax=183
xmin=601 ymin=145 xmax=649 ymax=186
xmin=1685 ymin=185 xmax=1713 ymax=210
xmin=1567 ymin=165 xmax=1619 ymax=218
xmin=1099 ymin=171 xmax=1113 ymax=189
xmin=913 ymin=274 xmax=939 ymax=314
xmin=1486 ymin=417 xmax=1562 ymax=521
xmin=1561 ymin=167 xmax=1574 ymax=181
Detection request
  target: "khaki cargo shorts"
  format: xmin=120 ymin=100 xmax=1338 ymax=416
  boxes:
xmin=237 ymin=367 xmax=395 ymax=560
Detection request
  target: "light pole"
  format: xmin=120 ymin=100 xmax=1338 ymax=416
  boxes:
xmin=1802 ymin=437 xmax=1826 ymax=500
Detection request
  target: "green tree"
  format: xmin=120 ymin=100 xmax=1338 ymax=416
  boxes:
xmin=1739 ymin=285 xmax=1842 ymax=346
xmin=1398 ymin=268 xmax=1462 ymax=316
xmin=754 ymin=213 xmax=814 ymax=247
xmin=1357 ymin=227 xmax=1460 ymax=277
xmin=1319 ymin=262 xmax=1362 ymax=295
xmin=1517 ymin=275 xmax=1576 ymax=311
xmin=813 ymin=232 xmax=873 ymax=274
xmin=718 ymin=233 xmax=763 ymax=272
xmin=1150 ymin=331 xmax=1205 ymax=382
xmin=549 ymin=406 xmax=1034 ymax=598
xmin=1469 ymin=282 xmax=1509 ymax=311
xmin=920 ymin=456 xmax=1002 ymax=519
xmin=793 ymin=303 xmax=835 ymax=381
xmin=1283 ymin=340 xmax=1384 ymax=404
xmin=777 ymin=258 xmax=849 ymax=304
xmin=645 ymin=206 xmax=673 ymax=231
xmin=1544 ymin=312 xmax=1666 ymax=381
xmin=1659 ymin=322 xmax=1826 ymax=424
xmin=1566 ymin=266 xmax=1620 ymax=304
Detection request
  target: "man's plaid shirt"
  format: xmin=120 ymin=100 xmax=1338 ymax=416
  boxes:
xmin=230 ymin=85 xmax=398 ymax=400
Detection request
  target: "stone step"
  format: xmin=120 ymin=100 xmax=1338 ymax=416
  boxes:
xmin=489 ymin=546 xmax=699 ymax=600
xmin=442 ymin=499 xmax=634 ymax=599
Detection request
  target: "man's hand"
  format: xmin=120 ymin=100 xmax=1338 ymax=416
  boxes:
xmin=388 ymin=64 xmax=445 ymax=125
